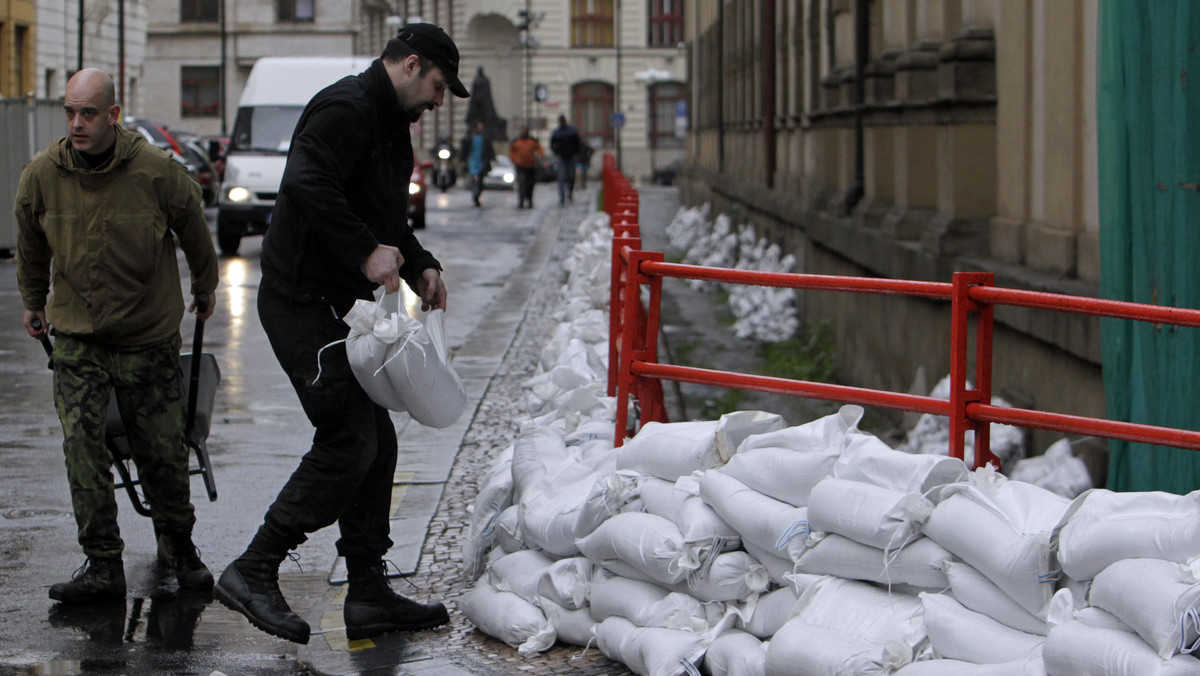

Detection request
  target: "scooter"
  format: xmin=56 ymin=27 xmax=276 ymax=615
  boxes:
xmin=432 ymin=141 xmax=457 ymax=192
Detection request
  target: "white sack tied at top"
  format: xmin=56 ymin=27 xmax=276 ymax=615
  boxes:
xmin=338 ymin=291 xmax=467 ymax=428
xmin=922 ymin=466 xmax=1070 ymax=620
xmin=1054 ymin=487 xmax=1200 ymax=581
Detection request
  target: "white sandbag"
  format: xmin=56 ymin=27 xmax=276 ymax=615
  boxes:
xmin=714 ymin=410 xmax=786 ymax=462
xmin=596 ymin=615 xmax=708 ymax=676
xmin=719 ymin=445 xmax=838 ymax=508
xmin=764 ymin=576 xmax=925 ymax=674
xmin=795 ymin=533 xmax=953 ymax=590
xmin=893 ymin=654 xmax=1046 ymax=676
xmin=636 ymin=475 xmax=741 ymax=553
xmin=807 ymin=477 xmax=931 ymax=550
xmin=832 ymin=433 xmax=969 ymax=494
xmin=536 ymin=556 xmax=593 ymax=610
xmin=485 ymin=549 xmax=556 ymax=603
xmin=342 ymin=292 xmax=467 ymax=427
xmin=923 ymin=468 xmax=1069 ymax=618
xmin=458 ymin=579 xmax=556 ymax=655
xmin=697 ymin=471 xmax=811 ymax=563
xmin=536 ymin=596 xmax=596 ymax=647
xmin=1042 ymin=620 xmax=1200 ymax=676
xmin=764 ymin=621 xmax=909 ymax=676
xmin=462 ymin=443 xmax=516 ymax=580
xmin=945 ymin=562 xmax=1048 ymax=635
xmin=667 ymin=550 xmax=769 ymax=603
xmin=1089 ymin=557 xmax=1200 ymax=659
xmin=576 ymin=512 xmax=702 ymax=586
xmin=1054 ymin=488 xmax=1200 ymax=581
xmin=737 ymin=405 xmax=863 ymax=455
xmin=736 ymin=586 xmax=799 ymax=639
xmin=493 ymin=504 xmax=526 ymax=554
xmin=1008 ymin=439 xmax=1091 ymax=499
xmin=589 ymin=569 xmax=715 ymax=632
xmin=705 ymin=629 xmax=767 ymax=676
xmin=518 ymin=452 xmax=622 ymax=557
xmin=510 ymin=426 xmax=573 ymax=502
xmin=742 ymin=540 xmax=797 ymax=587
xmin=921 ymin=592 xmax=1044 ymax=664
xmin=616 ymin=420 xmax=723 ymax=481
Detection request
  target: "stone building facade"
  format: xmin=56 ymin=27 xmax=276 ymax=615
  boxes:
xmin=680 ymin=0 xmax=1102 ymax=457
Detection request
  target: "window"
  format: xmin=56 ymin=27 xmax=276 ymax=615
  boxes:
xmin=572 ymin=0 xmax=614 ymax=47
xmin=649 ymin=81 xmax=685 ymax=149
xmin=181 ymin=0 xmax=218 ymax=23
xmin=648 ymin=0 xmax=683 ymax=48
xmin=278 ymin=0 xmax=315 ymax=22
xmin=572 ymin=81 xmax=614 ymax=148
xmin=181 ymin=66 xmax=220 ymax=118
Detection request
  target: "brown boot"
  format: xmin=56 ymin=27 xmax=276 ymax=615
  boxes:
xmin=49 ymin=557 xmax=126 ymax=604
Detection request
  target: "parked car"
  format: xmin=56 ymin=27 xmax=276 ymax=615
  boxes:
xmin=410 ymin=153 xmax=427 ymax=229
xmin=483 ymin=156 xmax=516 ymax=191
xmin=535 ymin=156 xmax=557 ymax=183
xmin=197 ymin=135 xmax=230 ymax=183
xmin=177 ymin=137 xmax=219 ymax=207
xmin=125 ymin=118 xmax=216 ymax=206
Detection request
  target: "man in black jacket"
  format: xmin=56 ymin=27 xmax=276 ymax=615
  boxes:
xmin=214 ymin=23 xmax=468 ymax=645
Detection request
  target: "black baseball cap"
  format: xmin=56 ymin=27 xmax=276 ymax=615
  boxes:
xmin=396 ymin=23 xmax=470 ymax=98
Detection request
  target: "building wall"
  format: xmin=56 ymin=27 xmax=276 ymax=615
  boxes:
xmin=680 ymin=0 xmax=1102 ymax=452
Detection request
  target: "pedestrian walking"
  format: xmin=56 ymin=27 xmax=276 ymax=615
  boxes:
xmin=212 ymin=23 xmax=466 ymax=645
xmin=461 ymin=120 xmax=494 ymax=207
xmin=509 ymin=127 xmax=544 ymax=209
xmin=550 ymin=115 xmax=582 ymax=204
xmin=15 ymin=68 xmax=220 ymax=604
xmin=575 ymin=142 xmax=594 ymax=189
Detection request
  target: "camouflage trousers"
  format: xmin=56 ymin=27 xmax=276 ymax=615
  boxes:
xmin=52 ymin=333 xmax=196 ymax=560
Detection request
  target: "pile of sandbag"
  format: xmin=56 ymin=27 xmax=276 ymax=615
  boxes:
xmin=458 ymin=211 xmax=1200 ymax=676
xmin=667 ymin=205 xmax=799 ymax=342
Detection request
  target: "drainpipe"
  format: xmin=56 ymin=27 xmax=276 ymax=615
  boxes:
xmin=77 ymin=0 xmax=84 ymax=72
xmin=844 ymin=0 xmax=868 ymax=214
xmin=763 ymin=0 xmax=776 ymax=188
xmin=118 ymin=0 xmax=125 ymax=106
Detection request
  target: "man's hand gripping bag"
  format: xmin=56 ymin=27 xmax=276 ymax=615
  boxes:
xmin=342 ymin=292 xmax=468 ymax=428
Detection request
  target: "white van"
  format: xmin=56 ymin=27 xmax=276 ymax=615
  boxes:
xmin=216 ymin=56 xmax=374 ymax=255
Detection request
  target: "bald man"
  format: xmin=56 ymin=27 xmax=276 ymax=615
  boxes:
xmin=16 ymin=68 xmax=220 ymax=604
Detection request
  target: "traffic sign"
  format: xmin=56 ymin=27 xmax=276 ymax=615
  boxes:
xmin=611 ymin=112 xmax=626 ymax=129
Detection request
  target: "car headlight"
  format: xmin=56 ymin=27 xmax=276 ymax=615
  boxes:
xmin=226 ymin=186 xmax=251 ymax=203
xmin=409 ymin=182 xmax=422 ymax=195
xmin=503 ymin=173 xmax=515 ymax=183
xmin=437 ymin=148 xmax=451 ymax=160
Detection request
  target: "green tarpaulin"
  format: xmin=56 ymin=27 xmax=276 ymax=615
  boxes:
xmin=1098 ymin=0 xmax=1200 ymax=493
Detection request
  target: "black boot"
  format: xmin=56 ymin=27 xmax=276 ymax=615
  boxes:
xmin=157 ymin=531 xmax=214 ymax=591
xmin=49 ymin=557 xmax=126 ymax=604
xmin=343 ymin=560 xmax=449 ymax=640
xmin=214 ymin=549 xmax=310 ymax=644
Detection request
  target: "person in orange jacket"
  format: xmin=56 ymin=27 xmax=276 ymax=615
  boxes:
xmin=508 ymin=127 xmax=544 ymax=208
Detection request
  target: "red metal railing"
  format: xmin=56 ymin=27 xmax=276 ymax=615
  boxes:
xmin=601 ymin=161 xmax=1200 ymax=469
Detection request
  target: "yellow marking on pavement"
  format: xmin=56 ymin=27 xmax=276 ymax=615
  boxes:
xmin=320 ymin=609 xmax=376 ymax=652
xmin=390 ymin=470 xmax=415 ymax=518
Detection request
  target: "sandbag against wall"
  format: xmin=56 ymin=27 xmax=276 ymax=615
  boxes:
xmin=1054 ymin=488 xmax=1200 ymax=581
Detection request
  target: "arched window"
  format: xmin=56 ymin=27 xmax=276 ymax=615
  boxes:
xmin=572 ymin=81 xmax=615 ymax=148
xmin=649 ymin=81 xmax=685 ymax=149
